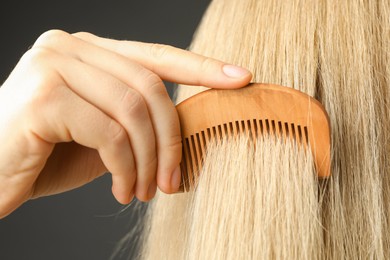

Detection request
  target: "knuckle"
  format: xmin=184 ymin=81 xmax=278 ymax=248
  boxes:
xmin=21 ymin=48 xmax=58 ymax=81
xmin=107 ymin=120 xmax=128 ymax=146
xmin=167 ymin=133 xmax=183 ymax=152
xmin=200 ymin=57 xmax=215 ymax=72
xmin=34 ymin=29 xmax=70 ymax=48
xmin=148 ymin=43 xmax=171 ymax=60
xmin=72 ymin=31 xmax=92 ymax=39
xmin=21 ymin=47 xmax=54 ymax=67
xmin=119 ymin=89 xmax=145 ymax=117
xmin=19 ymin=48 xmax=60 ymax=106
xmin=160 ymin=126 xmax=183 ymax=160
xmin=142 ymin=72 xmax=167 ymax=97
xmin=140 ymin=156 xmax=158 ymax=182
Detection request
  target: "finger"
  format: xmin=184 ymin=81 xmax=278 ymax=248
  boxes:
xmin=71 ymin=33 xmax=182 ymax=193
xmin=35 ymin=30 xmax=252 ymax=88
xmin=44 ymin=52 xmax=158 ymax=202
xmin=67 ymin=59 xmax=180 ymax=194
xmin=75 ymin=32 xmax=252 ymax=87
xmin=35 ymin=31 xmax=182 ymax=194
xmin=28 ymin=78 xmax=136 ymax=204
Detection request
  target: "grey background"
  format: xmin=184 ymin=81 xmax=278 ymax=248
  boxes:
xmin=0 ymin=1 xmax=210 ymax=259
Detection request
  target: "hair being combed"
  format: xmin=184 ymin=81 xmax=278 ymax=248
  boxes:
xmin=143 ymin=137 xmax=323 ymax=259
xmin=139 ymin=0 xmax=390 ymax=259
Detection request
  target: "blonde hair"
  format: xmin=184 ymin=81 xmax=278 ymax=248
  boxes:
xmin=139 ymin=0 xmax=390 ymax=259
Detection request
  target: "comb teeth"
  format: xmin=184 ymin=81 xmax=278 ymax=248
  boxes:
xmin=180 ymin=119 xmax=309 ymax=191
xmin=176 ymin=83 xmax=331 ymax=192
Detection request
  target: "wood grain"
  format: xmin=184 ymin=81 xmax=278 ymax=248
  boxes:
xmin=176 ymin=83 xmax=331 ymax=191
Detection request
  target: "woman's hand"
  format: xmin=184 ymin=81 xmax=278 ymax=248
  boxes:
xmin=0 ymin=30 xmax=252 ymax=218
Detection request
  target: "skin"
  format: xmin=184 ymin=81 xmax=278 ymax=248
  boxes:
xmin=0 ymin=30 xmax=252 ymax=219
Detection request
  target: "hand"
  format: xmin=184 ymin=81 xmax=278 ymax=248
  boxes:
xmin=0 ymin=30 xmax=252 ymax=218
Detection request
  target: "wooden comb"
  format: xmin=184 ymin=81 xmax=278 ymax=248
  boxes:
xmin=176 ymin=83 xmax=331 ymax=192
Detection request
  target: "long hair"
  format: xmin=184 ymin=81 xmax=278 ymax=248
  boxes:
xmin=140 ymin=0 xmax=390 ymax=259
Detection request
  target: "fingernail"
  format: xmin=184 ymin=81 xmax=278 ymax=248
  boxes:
xmin=171 ymin=166 xmax=181 ymax=191
xmin=222 ymin=64 xmax=251 ymax=78
xmin=147 ymin=180 xmax=157 ymax=199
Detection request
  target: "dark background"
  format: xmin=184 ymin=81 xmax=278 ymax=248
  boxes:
xmin=0 ymin=1 xmax=210 ymax=259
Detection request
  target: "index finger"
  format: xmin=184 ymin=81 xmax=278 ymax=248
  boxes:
xmin=73 ymin=32 xmax=252 ymax=89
